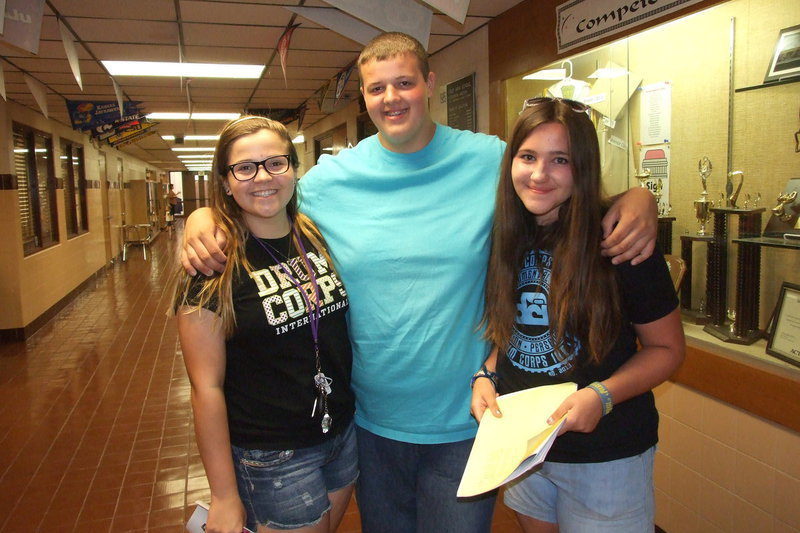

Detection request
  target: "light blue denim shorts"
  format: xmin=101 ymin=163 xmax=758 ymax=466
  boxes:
xmin=504 ymin=446 xmax=655 ymax=533
xmin=232 ymin=421 xmax=358 ymax=531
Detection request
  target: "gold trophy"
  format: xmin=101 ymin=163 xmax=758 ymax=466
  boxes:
xmin=694 ymin=157 xmax=712 ymax=235
xmin=635 ymin=168 xmax=651 ymax=188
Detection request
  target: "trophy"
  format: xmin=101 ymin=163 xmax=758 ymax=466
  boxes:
xmin=635 ymin=168 xmax=651 ymax=188
xmin=772 ymin=190 xmax=798 ymax=221
xmin=693 ymin=157 xmax=713 ymax=235
xmin=727 ymin=171 xmax=744 ymax=208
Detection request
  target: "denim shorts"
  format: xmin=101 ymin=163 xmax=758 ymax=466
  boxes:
xmin=232 ymin=421 xmax=358 ymax=531
xmin=504 ymin=446 xmax=655 ymax=533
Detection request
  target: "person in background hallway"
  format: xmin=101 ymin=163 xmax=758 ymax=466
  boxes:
xmin=471 ymin=97 xmax=685 ymax=533
xmin=180 ymin=33 xmax=660 ymax=533
xmin=167 ymin=183 xmax=179 ymax=217
xmin=173 ymin=116 xmax=356 ymax=533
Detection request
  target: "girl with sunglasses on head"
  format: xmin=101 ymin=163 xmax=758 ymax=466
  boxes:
xmin=173 ymin=116 xmax=356 ymax=533
xmin=470 ymin=98 xmax=685 ymax=533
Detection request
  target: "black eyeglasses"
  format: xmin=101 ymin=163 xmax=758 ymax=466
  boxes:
xmin=227 ymin=155 xmax=291 ymax=181
xmin=519 ymin=96 xmax=590 ymax=115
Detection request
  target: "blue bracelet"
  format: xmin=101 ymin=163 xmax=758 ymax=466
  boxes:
xmin=587 ymin=381 xmax=613 ymax=416
xmin=470 ymin=364 xmax=498 ymax=389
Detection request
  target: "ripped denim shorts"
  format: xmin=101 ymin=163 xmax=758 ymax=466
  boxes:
xmin=231 ymin=421 xmax=358 ymax=531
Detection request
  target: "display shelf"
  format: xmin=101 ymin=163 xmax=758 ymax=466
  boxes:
xmin=734 ymin=77 xmax=800 ymax=92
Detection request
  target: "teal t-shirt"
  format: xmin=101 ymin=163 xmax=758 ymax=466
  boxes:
xmin=299 ymin=124 xmax=506 ymax=443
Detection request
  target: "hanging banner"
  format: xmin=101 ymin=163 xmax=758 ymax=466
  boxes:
xmin=66 ymin=100 xmax=144 ymax=131
xmin=322 ymin=0 xmax=432 ymax=49
xmin=285 ymin=7 xmax=380 ymax=46
xmin=107 ymin=121 xmax=157 ymax=146
xmin=0 ymin=62 xmax=6 ymax=101
xmin=277 ymin=23 xmax=300 ymax=87
xmin=315 ymin=79 xmax=331 ymax=111
xmin=24 ymin=73 xmax=48 ymax=118
xmin=556 ymin=0 xmax=706 ymax=53
xmin=419 ymin=0 xmax=470 ymax=24
xmin=112 ymin=78 xmax=125 ymax=119
xmin=59 ymin=20 xmax=82 ymax=90
xmin=92 ymin=118 xmax=146 ymax=141
xmin=110 ymin=128 xmax=157 ymax=148
xmin=297 ymin=104 xmax=307 ymax=131
xmin=0 ymin=0 xmax=45 ymax=54
xmin=0 ymin=0 xmax=7 ymax=35
xmin=335 ymin=63 xmax=354 ymax=103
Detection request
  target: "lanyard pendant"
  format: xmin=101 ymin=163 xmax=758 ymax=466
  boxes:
xmin=321 ymin=412 xmax=332 ymax=433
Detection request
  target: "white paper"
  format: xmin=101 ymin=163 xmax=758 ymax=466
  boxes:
xmin=186 ymin=501 xmax=255 ymax=533
xmin=639 ymin=82 xmax=671 ymax=145
xmin=457 ymin=382 xmax=576 ymax=497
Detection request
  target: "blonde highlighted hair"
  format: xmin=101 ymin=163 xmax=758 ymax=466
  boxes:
xmin=172 ymin=116 xmax=336 ymax=338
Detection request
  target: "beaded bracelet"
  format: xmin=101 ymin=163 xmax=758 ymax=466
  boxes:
xmin=470 ymin=364 xmax=498 ymax=389
xmin=587 ymin=381 xmax=613 ymax=416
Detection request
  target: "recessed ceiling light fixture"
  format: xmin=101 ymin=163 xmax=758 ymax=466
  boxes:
xmin=172 ymin=147 xmax=216 ymax=152
xmin=102 ymin=60 xmax=264 ymax=79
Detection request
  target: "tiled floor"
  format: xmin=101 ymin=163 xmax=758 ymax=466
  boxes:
xmin=0 ymin=225 xmax=522 ymax=533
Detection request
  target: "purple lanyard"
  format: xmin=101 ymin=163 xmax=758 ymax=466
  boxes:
xmin=253 ymin=223 xmax=322 ymax=353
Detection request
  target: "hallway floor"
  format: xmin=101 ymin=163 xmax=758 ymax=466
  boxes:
xmin=0 ymin=227 xmax=522 ymax=532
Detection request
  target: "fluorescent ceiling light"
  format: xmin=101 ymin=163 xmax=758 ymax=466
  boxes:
xmin=162 ymin=135 xmax=220 ymax=141
xmin=292 ymin=134 xmax=305 ymax=143
xmin=172 ymin=147 xmax=216 ymax=152
xmin=523 ymin=68 xmax=566 ymax=80
xmin=191 ymin=113 xmax=240 ymax=120
xmin=178 ymin=154 xmax=214 ymax=159
xmin=588 ymin=67 xmax=629 ymax=79
xmin=102 ymin=60 xmax=264 ymax=79
xmin=148 ymin=113 xmax=189 ymax=120
xmin=147 ymin=112 xmax=240 ymax=120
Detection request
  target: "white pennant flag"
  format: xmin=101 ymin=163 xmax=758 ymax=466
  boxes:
xmin=285 ymin=7 xmax=379 ymax=46
xmin=59 ymin=19 xmax=82 ymax=90
xmin=24 ymin=74 xmax=48 ymax=118
xmin=0 ymin=63 xmax=6 ymax=101
xmin=419 ymin=0 xmax=470 ymax=24
xmin=112 ymin=77 xmax=124 ymax=119
xmin=321 ymin=0 xmax=432 ymax=49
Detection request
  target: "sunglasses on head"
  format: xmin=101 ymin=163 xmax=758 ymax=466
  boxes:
xmin=519 ymin=96 xmax=590 ymax=115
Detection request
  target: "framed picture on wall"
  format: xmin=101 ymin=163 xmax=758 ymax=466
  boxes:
xmin=766 ymin=282 xmax=800 ymax=367
xmin=764 ymin=24 xmax=800 ymax=84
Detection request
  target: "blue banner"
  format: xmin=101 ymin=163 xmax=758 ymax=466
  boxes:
xmin=66 ymin=100 xmax=144 ymax=131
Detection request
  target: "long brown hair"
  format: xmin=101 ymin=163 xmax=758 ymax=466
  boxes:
xmin=483 ymin=99 xmax=621 ymax=366
xmin=173 ymin=116 xmax=337 ymax=338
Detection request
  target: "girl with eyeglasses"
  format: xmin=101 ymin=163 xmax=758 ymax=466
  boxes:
xmin=173 ymin=116 xmax=356 ymax=533
xmin=470 ymin=98 xmax=685 ymax=532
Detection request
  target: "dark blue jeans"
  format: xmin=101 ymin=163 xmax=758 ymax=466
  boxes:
xmin=355 ymin=425 xmax=496 ymax=533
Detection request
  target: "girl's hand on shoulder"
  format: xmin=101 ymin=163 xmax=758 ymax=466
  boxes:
xmin=206 ymin=494 xmax=246 ymax=533
xmin=470 ymin=380 xmax=502 ymax=423
xmin=547 ymin=387 xmax=603 ymax=435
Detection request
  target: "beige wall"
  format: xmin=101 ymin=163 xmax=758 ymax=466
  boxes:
xmin=655 ymin=381 xmax=800 ymax=532
xmin=0 ymin=99 xmax=165 ymax=331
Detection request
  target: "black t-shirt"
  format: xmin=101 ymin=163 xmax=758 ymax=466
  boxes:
xmin=188 ymin=234 xmax=354 ymax=450
xmin=496 ymin=248 xmax=678 ymax=463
